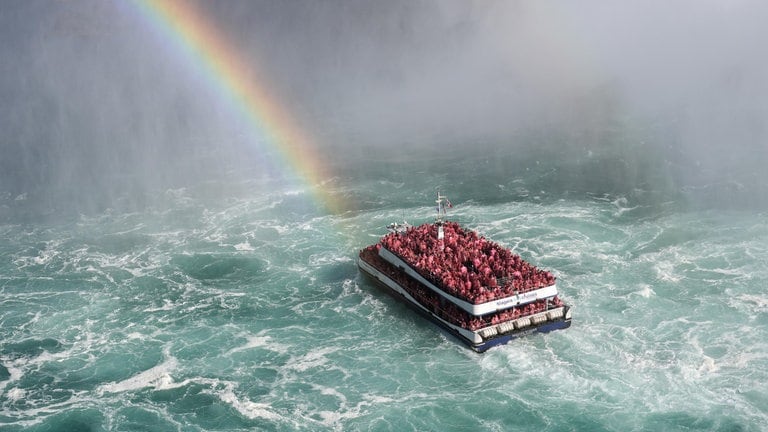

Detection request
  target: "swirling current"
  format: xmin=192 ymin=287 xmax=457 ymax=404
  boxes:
xmin=1 ymin=172 xmax=767 ymax=431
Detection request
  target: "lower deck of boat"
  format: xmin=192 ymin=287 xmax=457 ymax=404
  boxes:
xmin=358 ymin=256 xmax=571 ymax=352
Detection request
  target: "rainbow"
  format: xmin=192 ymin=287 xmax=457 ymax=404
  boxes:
xmin=132 ymin=0 xmax=344 ymax=214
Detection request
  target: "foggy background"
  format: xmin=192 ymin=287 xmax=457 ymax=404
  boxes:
xmin=1 ymin=0 xmax=767 ymax=220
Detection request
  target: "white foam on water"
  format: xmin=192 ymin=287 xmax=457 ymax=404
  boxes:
xmin=98 ymin=351 xmax=179 ymax=395
xmin=285 ymin=347 xmax=337 ymax=372
xmin=651 ymin=252 xmax=684 ymax=282
xmin=143 ymin=299 xmax=177 ymax=313
xmin=234 ymin=241 xmax=255 ymax=251
xmin=316 ymin=409 xmax=356 ymax=429
xmin=0 ymin=390 xmax=90 ymax=429
xmin=214 ymin=383 xmax=284 ymax=422
xmin=612 ymin=196 xmax=639 ymax=217
xmin=33 ymin=248 xmax=58 ymax=266
xmin=314 ymin=384 xmax=347 ymax=403
xmin=273 ymin=224 xmax=292 ymax=235
xmin=697 ymin=355 xmax=718 ymax=374
xmin=308 ymin=252 xmax=353 ymax=267
xmin=635 ymin=284 xmax=656 ymax=298
xmin=11 ymin=239 xmax=62 ymax=270
xmin=376 ymin=179 xmax=404 ymax=189
xmin=1 ymin=329 xmax=111 ymax=391
xmin=226 ymin=332 xmax=289 ymax=356
xmin=310 ymin=385 xmax=397 ymax=430
xmin=733 ymin=294 xmax=768 ymax=312
xmin=0 ymin=359 xmax=24 ymax=393
xmin=361 ymin=393 xmax=397 ymax=405
xmin=4 ymin=387 xmax=26 ymax=403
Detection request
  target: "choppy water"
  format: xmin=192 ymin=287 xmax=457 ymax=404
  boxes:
xmin=2 ymin=170 xmax=768 ymax=431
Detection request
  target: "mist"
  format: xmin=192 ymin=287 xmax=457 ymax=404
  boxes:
xmin=2 ymin=0 xmax=767 ymax=220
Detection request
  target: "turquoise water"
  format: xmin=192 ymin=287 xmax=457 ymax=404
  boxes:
xmin=2 ymin=167 xmax=768 ymax=431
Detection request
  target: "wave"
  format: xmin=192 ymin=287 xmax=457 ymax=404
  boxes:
xmin=2 ymin=181 xmax=768 ymax=431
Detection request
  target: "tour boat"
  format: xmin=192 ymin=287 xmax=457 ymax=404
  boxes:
xmin=358 ymin=193 xmax=572 ymax=352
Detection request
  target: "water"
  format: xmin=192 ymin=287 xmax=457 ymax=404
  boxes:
xmin=2 ymin=166 xmax=768 ymax=431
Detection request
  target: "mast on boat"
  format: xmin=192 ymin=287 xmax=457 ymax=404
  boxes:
xmin=435 ymin=191 xmax=451 ymax=240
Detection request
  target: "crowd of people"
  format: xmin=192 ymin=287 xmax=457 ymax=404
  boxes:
xmin=379 ymin=221 xmax=556 ymax=304
xmin=360 ymin=246 xmax=565 ymax=332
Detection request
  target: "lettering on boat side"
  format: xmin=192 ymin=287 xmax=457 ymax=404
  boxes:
xmin=495 ymin=291 xmax=538 ymax=307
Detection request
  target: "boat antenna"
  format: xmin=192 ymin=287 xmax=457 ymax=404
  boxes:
xmin=435 ymin=191 xmax=451 ymax=240
xmin=435 ymin=191 xmax=452 ymax=222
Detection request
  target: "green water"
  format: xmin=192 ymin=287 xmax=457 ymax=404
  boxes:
xmin=1 ymin=166 xmax=767 ymax=431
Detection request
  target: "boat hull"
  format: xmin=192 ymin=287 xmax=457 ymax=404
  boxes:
xmin=358 ymin=256 xmax=572 ymax=353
